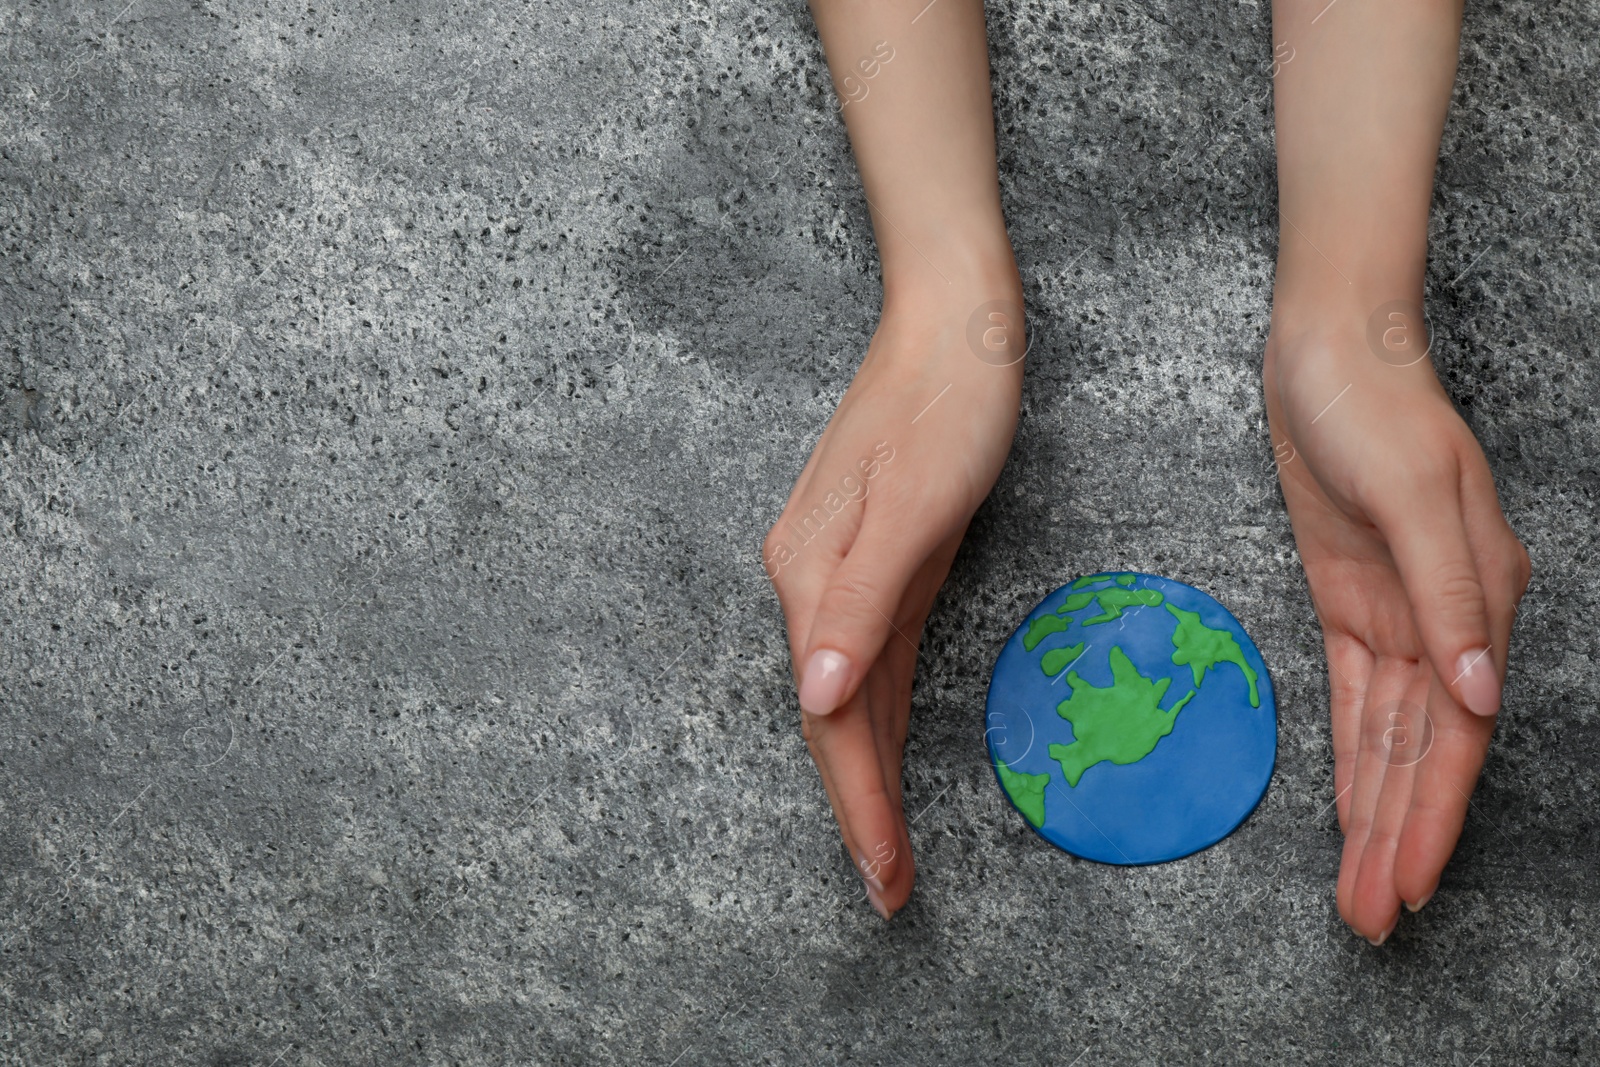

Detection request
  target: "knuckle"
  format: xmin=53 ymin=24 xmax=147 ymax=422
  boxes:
xmin=1511 ymin=537 xmax=1532 ymax=591
xmin=761 ymin=527 xmax=782 ymax=577
xmin=1363 ymin=823 xmax=1399 ymax=852
xmin=762 ymin=524 xmax=799 ymax=588
xmin=1425 ymin=566 xmax=1487 ymax=621
xmin=814 ymin=582 xmax=878 ymax=635
xmin=1405 ymin=784 xmax=1454 ymax=822
xmin=1354 ymin=458 xmax=1454 ymax=524
xmin=1392 ymin=451 xmax=1458 ymax=499
xmin=1356 ymin=724 xmax=1390 ymax=759
xmin=1482 ymin=536 xmax=1531 ymax=602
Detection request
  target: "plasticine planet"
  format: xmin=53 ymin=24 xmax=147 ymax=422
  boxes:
xmin=985 ymin=573 xmax=1276 ymax=864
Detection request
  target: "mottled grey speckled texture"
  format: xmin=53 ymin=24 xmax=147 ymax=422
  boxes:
xmin=2 ymin=0 xmax=1597 ymax=1063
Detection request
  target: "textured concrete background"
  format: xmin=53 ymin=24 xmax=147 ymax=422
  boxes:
xmin=2 ymin=0 xmax=1597 ymax=1063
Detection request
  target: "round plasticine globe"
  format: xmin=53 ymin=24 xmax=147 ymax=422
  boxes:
xmin=985 ymin=573 xmax=1276 ymax=864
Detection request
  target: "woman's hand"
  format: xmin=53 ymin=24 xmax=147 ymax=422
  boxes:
xmin=765 ymin=280 xmax=1024 ymax=918
xmin=1265 ymin=323 xmax=1530 ymax=944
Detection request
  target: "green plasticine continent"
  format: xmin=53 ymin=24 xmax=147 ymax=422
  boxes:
xmin=1058 ymin=586 xmax=1160 ymax=623
xmin=1048 ymin=646 xmax=1196 ymax=787
xmin=995 ymin=759 xmax=1050 ymax=829
xmin=1071 ymin=572 xmax=1138 ymax=591
xmin=1060 ymin=591 xmax=1097 ymax=612
xmin=1083 ymin=588 xmax=1163 ymax=624
xmin=1166 ymin=604 xmax=1261 ymax=708
xmin=1040 ymin=643 xmax=1086 ymax=677
xmin=1024 ymin=613 xmax=1072 ymax=651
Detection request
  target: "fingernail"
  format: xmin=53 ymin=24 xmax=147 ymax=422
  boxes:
xmin=799 ymin=649 xmax=851 ymax=716
xmin=855 ymin=851 xmax=886 ymax=894
xmin=1367 ymin=915 xmax=1399 ymax=947
xmin=865 ymin=884 xmax=891 ymax=921
xmin=1405 ymin=891 xmax=1434 ymax=914
xmin=1455 ymin=647 xmax=1501 ymax=717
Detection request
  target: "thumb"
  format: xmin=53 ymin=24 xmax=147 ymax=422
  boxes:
xmin=1370 ymin=469 xmax=1501 ymax=717
xmin=796 ymin=511 xmax=946 ymax=717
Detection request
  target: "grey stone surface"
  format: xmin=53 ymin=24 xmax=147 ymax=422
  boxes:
xmin=2 ymin=0 xmax=1597 ymax=1063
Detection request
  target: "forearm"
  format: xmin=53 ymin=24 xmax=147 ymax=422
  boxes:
xmin=1270 ymin=0 xmax=1464 ymax=324
xmin=809 ymin=0 xmax=1018 ymax=307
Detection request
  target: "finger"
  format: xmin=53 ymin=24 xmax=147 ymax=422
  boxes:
xmin=863 ymin=659 xmax=909 ymax=821
xmin=1325 ymin=630 xmax=1375 ymax=833
xmin=869 ymin=536 xmax=962 ymax=805
xmin=1389 ymin=670 xmax=1495 ymax=912
xmin=766 ymin=483 xmax=871 ymax=665
xmin=1459 ymin=458 xmax=1534 ymax=679
xmin=858 ymin=544 xmax=956 ymax=913
xmin=837 ymin=549 xmax=951 ymax=921
xmin=771 ymin=489 xmax=867 ymax=691
xmin=1392 ymin=528 xmax=1521 ymax=910
xmin=1348 ymin=663 xmax=1431 ymax=944
xmin=803 ymin=686 xmax=910 ymax=919
xmin=1366 ymin=461 xmax=1500 ymax=717
xmin=1336 ymin=655 xmax=1412 ymax=933
xmin=861 ymin=662 xmax=917 ymax=916
xmin=796 ymin=507 xmax=949 ymax=718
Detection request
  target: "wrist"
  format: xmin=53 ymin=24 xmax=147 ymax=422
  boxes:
xmin=1270 ymin=234 xmax=1428 ymax=334
xmin=1267 ymin=257 xmax=1437 ymax=379
xmin=1264 ymin=293 xmax=1447 ymax=420
xmin=879 ymin=226 xmax=1021 ymax=318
